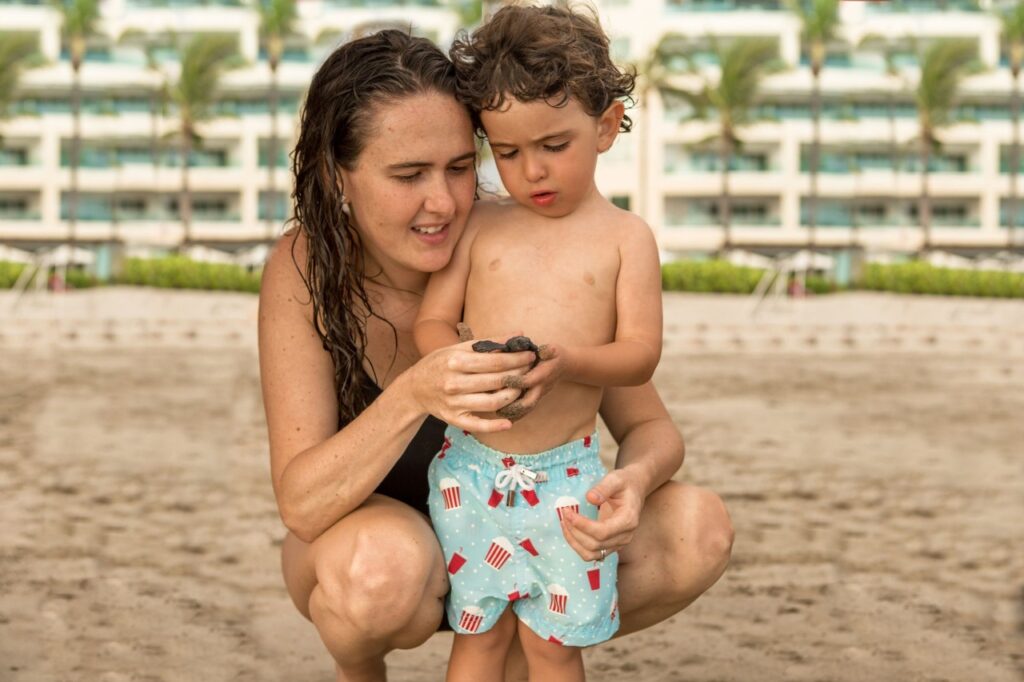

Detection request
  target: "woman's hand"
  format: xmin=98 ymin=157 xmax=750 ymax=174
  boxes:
xmin=559 ymin=467 xmax=645 ymax=562
xmin=408 ymin=336 xmax=536 ymax=433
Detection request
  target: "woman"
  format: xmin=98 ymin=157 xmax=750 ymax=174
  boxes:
xmin=258 ymin=31 xmax=733 ymax=682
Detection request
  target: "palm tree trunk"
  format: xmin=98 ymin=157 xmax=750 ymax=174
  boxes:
xmin=70 ymin=64 xmax=81 ymax=250
xmin=181 ymin=127 xmax=192 ymax=249
xmin=1009 ymin=70 xmax=1020 ymax=249
xmin=719 ymin=134 xmax=732 ymax=254
xmin=150 ymin=87 xmax=160 ymax=233
xmin=809 ymin=72 xmax=820 ymax=253
xmin=919 ymin=136 xmax=932 ymax=254
xmin=267 ymin=62 xmax=279 ymax=242
xmin=889 ymin=87 xmax=899 ymax=238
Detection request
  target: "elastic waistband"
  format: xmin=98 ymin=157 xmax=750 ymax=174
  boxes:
xmin=443 ymin=426 xmax=601 ymax=472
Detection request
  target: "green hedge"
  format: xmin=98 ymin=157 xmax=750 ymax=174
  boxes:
xmin=661 ymin=260 xmax=765 ymax=293
xmin=861 ymin=262 xmax=1024 ymax=298
xmin=116 ymin=256 xmax=261 ymax=293
xmin=0 ymin=261 xmax=107 ymax=290
xmin=0 ymin=261 xmax=26 ymax=288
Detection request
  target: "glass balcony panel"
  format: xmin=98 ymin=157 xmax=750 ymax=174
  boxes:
xmin=0 ymin=150 xmax=31 ymax=166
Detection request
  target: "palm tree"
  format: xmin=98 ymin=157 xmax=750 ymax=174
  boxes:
xmin=787 ymin=0 xmax=840 ymax=253
xmin=169 ymin=34 xmax=240 ymax=249
xmin=0 ymin=33 xmax=41 ymax=251
xmin=999 ymin=2 xmax=1024 ymax=249
xmin=119 ymin=30 xmax=171 ymax=235
xmin=632 ymin=33 xmax=689 ymax=225
xmin=255 ymin=0 xmax=298 ymax=242
xmin=51 ymin=0 xmax=101 ymax=250
xmin=679 ymin=37 xmax=779 ymax=253
xmin=0 ymin=33 xmax=40 ymax=131
xmin=859 ymin=33 xmax=911 ymax=244
xmin=912 ymin=38 xmax=977 ymax=254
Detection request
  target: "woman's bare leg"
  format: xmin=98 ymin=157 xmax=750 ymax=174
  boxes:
xmin=503 ymin=482 xmax=734 ymax=679
xmin=281 ymin=495 xmax=449 ymax=682
xmin=613 ymin=482 xmax=734 ymax=634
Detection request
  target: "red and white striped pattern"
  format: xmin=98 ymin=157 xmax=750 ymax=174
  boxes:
xmin=555 ymin=496 xmax=580 ymax=521
xmin=484 ymin=536 xmax=514 ymax=570
xmin=548 ymin=584 xmax=568 ymax=616
xmin=440 ymin=478 xmax=461 ymax=511
xmin=459 ymin=606 xmax=484 ymax=633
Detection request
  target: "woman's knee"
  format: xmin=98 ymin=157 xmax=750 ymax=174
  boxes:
xmin=313 ymin=517 xmax=444 ymax=639
xmin=690 ymin=486 xmax=734 ymax=569
xmin=660 ymin=483 xmax=734 ymax=596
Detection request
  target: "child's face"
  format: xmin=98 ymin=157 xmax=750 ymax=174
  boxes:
xmin=481 ymin=96 xmax=619 ymax=218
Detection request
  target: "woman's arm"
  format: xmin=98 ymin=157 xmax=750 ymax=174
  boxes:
xmin=558 ymin=382 xmax=684 ymax=560
xmin=259 ymin=231 xmax=530 ymax=542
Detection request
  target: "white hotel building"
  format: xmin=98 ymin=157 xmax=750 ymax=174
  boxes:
xmin=0 ymin=0 xmax=1021 ymax=257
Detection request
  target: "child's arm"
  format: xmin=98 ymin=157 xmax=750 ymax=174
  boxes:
xmin=560 ymin=220 xmax=663 ymax=386
xmin=413 ymin=216 xmax=481 ymax=356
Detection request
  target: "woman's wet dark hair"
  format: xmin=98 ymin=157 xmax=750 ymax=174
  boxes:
xmin=289 ymin=30 xmax=460 ymax=426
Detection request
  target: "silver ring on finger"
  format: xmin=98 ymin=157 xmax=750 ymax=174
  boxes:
xmin=598 ymin=548 xmax=607 ymax=562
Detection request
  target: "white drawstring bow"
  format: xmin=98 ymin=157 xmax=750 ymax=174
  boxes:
xmin=494 ymin=464 xmax=538 ymax=493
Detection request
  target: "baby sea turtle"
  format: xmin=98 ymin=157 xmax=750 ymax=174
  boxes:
xmin=459 ymin=326 xmax=552 ymax=421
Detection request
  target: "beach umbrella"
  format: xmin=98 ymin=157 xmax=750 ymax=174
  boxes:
xmin=40 ymin=244 xmax=95 ymax=266
xmin=924 ymin=250 xmax=974 ymax=270
xmin=725 ymin=249 xmax=774 ymax=270
xmin=0 ymin=244 xmax=35 ymax=264
xmin=183 ymin=244 xmax=235 ymax=264
xmin=781 ymin=249 xmax=834 ymax=272
xmin=235 ymin=243 xmax=270 ymax=269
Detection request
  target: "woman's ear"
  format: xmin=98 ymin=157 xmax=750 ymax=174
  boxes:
xmin=596 ymin=100 xmax=625 ymax=153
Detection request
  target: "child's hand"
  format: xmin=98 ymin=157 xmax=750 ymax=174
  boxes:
xmin=558 ymin=468 xmax=644 ymax=562
xmin=494 ymin=344 xmax=568 ymax=419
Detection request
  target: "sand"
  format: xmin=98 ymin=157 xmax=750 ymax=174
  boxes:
xmin=1 ymin=288 xmax=1021 ymax=681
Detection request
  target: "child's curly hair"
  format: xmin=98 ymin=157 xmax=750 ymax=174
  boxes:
xmin=449 ymin=4 xmax=635 ymax=134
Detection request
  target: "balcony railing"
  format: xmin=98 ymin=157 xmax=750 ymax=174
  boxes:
xmin=0 ymin=150 xmax=32 ymax=167
xmin=865 ymin=0 xmax=981 ymax=13
xmin=667 ymin=214 xmax=781 ymax=227
xmin=665 ymin=0 xmax=783 ymax=12
xmin=0 ymin=210 xmax=40 ymax=220
xmin=800 ymin=155 xmax=972 ymax=174
xmin=60 ymin=148 xmax=235 ymax=169
xmin=324 ymin=0 xmax=441 ymax=7
xmin=125 ymin=0 xmax=245 ymax=7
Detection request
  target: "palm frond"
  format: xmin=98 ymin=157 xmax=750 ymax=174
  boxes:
xmin=255 ymin=0 xmax=299 ymax=37
xmin=0 ymin=33 xmax=41 ymax=119
xmin=172 ymin=34 xmax=242 ymax=124
xmin=915 ymin=38 xmax=979 ymax=133
xmin=50 ymin=0 xmax=102 ymax=39
xmin=786 ymin=0 xmax=840 ymax=42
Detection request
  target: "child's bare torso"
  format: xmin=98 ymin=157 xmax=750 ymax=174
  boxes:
xmin=464 ymin=201 xmax=626 ymax=454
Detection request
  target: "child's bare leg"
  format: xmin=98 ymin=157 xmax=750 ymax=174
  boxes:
xmin=447 ymin=607 xmax=518 ymax=682
xmin=516 ymin=620 xmax=585 ymax=682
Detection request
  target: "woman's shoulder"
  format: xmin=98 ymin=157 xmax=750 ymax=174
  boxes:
xmin=260 ymin=227 xmax=314 ymax=319
xmin=263 ymin=227 xmax=309 ymax=287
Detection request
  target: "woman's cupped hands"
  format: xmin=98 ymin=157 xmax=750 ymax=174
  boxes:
xmin=409 ymin=334 xmax=534 ymax=432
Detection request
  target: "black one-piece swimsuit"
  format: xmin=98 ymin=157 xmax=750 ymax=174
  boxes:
xmin=355 ymin=381 xmax=453 ymax=630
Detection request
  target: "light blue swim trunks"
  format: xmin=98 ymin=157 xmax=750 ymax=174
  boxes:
xmin=427 ymin=426 xmax=619 ymax=647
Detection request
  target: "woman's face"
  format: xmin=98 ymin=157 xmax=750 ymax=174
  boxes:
xmin=340 ymin=90 xmax=477 ymax=286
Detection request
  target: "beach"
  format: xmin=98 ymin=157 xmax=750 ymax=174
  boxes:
xmin=1 ymin=288 xmax=1021 ymax=681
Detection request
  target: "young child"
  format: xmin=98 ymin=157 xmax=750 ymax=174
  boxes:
xmin=413 ymin=5 xmax=663 ymax=680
